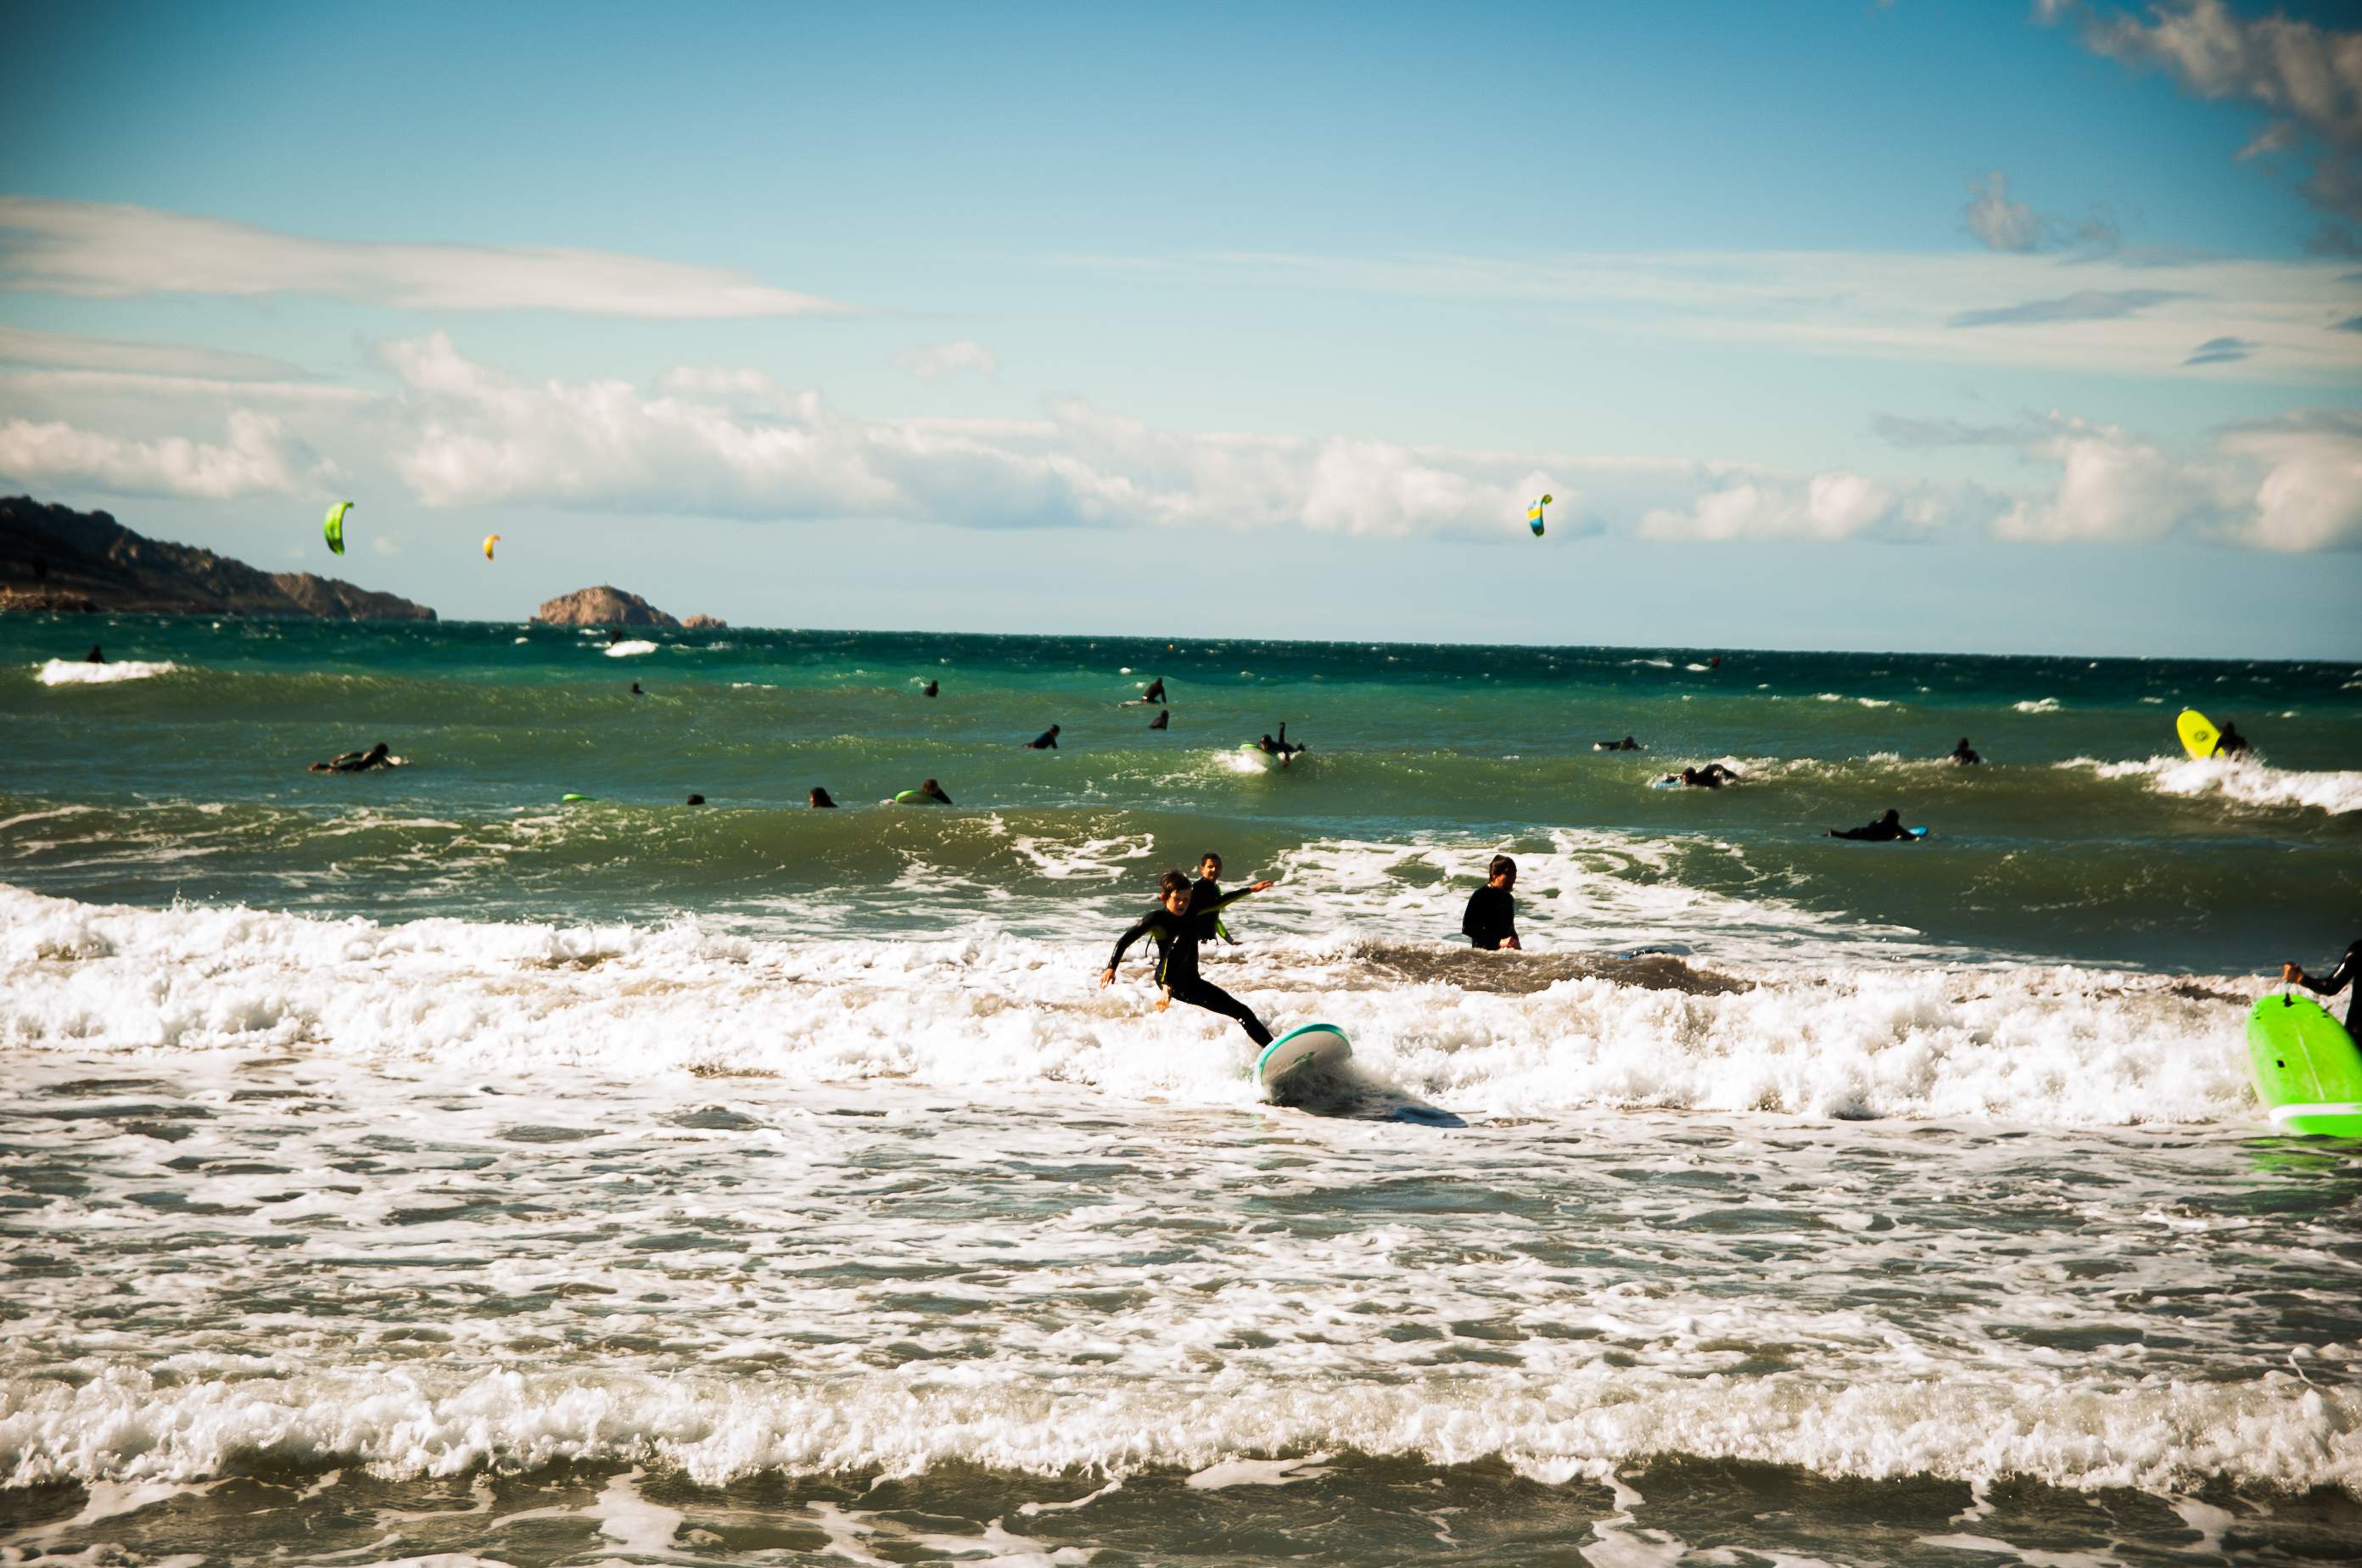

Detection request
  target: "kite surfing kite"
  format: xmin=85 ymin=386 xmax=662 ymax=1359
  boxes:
xmin=483 ymin=534 xmax=501 ymax=562
xmin=323 ymin=501 xmax=353 ymax=556
xmin=1527 ymin=494 xmax=1552 ymax=538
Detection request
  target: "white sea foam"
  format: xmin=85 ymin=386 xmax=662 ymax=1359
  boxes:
xmin=605 ymin=641 xmax=658 ymax=658
xmin=0 ymin=884 xmax=2254 ymax=1124
xmin=35 ymin=658 xmax=178 ymax=685
xmin=2063 ymin=754 xmax=2362 ymax=816
xmin=2013 ymin=699 xmax=2061 ymax=714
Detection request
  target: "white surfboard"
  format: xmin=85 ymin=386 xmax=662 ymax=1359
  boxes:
xmin=1252 ymin=1022 xmax=1351 ymax=1090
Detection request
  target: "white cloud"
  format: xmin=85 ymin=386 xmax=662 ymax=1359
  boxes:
xmin=2043 ymin=0 xmax=2362 ymax=221
xmin=0 ymin=196 xmax=861 ymax=318
xmin=0 ymin=323 xmax=307 ymax=380
xmin=1889 ymin=406 xmax=2362 ymax=552
xmin=1639 ymin=471 xmax=1979 ymax=542
xmin=1128 ymin=248 xmax=2362 ymax=383
xmin=0 ymin=408 xmax=336 ymax=499
xmin=893 ymin=339 xmax=998 ymax=379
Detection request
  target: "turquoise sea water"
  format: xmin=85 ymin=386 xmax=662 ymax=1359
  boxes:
xmin=3 ymin=614 xmax=2359 ymax=1565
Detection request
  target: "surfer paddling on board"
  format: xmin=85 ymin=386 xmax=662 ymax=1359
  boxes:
xmin=1663 ymin=764 xmax=1739 ymax=788
xmin=1026 ymin=725 xmax=1061 ymax=749
xmin=310 ymin=742 xmax=395 ymax=774
xmin=1827 ymin=809 xmax=1917 ymax=841
xmin=1257 ymin=725 xmax=1307 ymax=766
xmin=1594 ymin=736 xmax=1642 ymax=751
xmin=2284 ymin=944 xmax=2361 ymax=1031
xmin=1101 ymin=869 xmax=1277 ymax=1045
xmin=1462 ymin=855 xmax=1522 ymax=949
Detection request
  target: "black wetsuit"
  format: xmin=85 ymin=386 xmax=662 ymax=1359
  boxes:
xmin=1149 ymin=708 xmax=1169 ymax=730
xmin=1143 ymin=678 xmax=1165 ymax=704
xmin=1831 ymin=816 xmax=1911 ymax=841
xmin=2296 ymin=940 xmax=2361 ymax=1032
xmin=922 ymin=680 xmax=938 ymax=697
xmin=1462 ymin=883 xmax=1516 ymax=949
xmin=1190 ymin=877 xmax=1238 ymax=945
xmin=1107 ymin=887 xmax=1270 ymax=1045
xmin=1027 ymin=729 xmax=1059 ymax=749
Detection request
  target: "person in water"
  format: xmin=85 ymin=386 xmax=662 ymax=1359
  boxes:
xmin=809 ymin=787 xmax=837 ymax=808
xmin=1951 ymin=737 xmax=1981 ymax=765
xmin=1666 ymin=763 xmax=1739 ymax=788
xmin=1594 ymin=736 xmax=1642 ymax=751
xmin=1142 ymin=676 xmax=1166 ymax=705
xmin=1827 ymin=809 xmax=1915 ymax=841
xmin=83 ymin=644 xmax=104 ymax=664
xmin=1100 ymin=869 xmax=1278 ymax=1045
xmin=686 ymin=794 xmax=706 ymax=805
xmin=310 ymin=742 xmax=393 ymax=774
xmin=1027 ymin=725 xmax=1061 ymax=749
xmin=1149 ymin=708 xmax=1169 ymax=730
xmin=2284 ymin=943 xmax=2360 ymax=1032
xmin=2215 ymin=721 xmax=2251 ymax=758
xmin=1462 ymin=855 xmax=1521 ymax=950
xmin=922 ymin=680 xmax=939 ymax=697
xmin=630 ymin=682 xmax=644 ymax=696
xmin=1191 ymin=853 xmax=1242 ymax=946
xmin=915 ymin=778 xmax=953 ymax=804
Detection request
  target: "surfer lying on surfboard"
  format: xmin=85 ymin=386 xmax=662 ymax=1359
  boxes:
xmin=1101 ymin=869 xmax=1277 ymax=1044
xmin=1826 ymin=809 xmax=1921 ymax=841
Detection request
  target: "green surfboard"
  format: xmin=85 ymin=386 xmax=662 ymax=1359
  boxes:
xmin=2246 ymin=994 xmax=2362 ymax=1137
xmin=1250 ymin=1022 xmax=1351 ymax=1091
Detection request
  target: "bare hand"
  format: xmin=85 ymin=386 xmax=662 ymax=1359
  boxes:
xmin=1250 ymin=879 xmax=1275 ymax=893
xmin=1099 ymin=968 xmax=1115 ymax=988
xmin=1155 ymin=988 xmax=1171 ymax=1012
xmin=1500 ymin=936 xmax=1520 ymax=950
xmin=2283 ymin=963 xmax=2304 ymax=983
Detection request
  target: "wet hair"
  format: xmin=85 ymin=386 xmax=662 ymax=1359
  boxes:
xmin=1489 ymin=854 xmax=1516 ymax=880
xmin=686 ymin=793 xmax=706 ymax=805
xmin=1158 ymin=869 xmax=1192 ymax=899
xmin=809 ymin=787 xmax=835 ymax=807
xmin=1882 ymin=809 xmax=1900 ymax=823
xmin=921 ymin=778 xmax=941 ymax=792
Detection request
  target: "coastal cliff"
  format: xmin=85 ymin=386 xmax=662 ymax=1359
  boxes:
xmin=0 ymin=496 xmax=436 ymax=620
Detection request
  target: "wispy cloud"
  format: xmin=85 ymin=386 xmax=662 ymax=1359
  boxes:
xmin=1961 ymin=171 xmax=2120 ymax=253
xmin=893 ymin=339 xmax=998 ymax=380
xmin=0 ymin=197 xmax=864 ymax=318
xmin=2041 ymin=0 xmax=2362 ymax=222
xmin=1091 ymin=248 xmax=2361 ymax=383
xmin=0 ymin=322 xmax=309 ymax=381
xmin=2183 ymin=335 xmax=2257 ymax=365
xmin=1949 ymin=288 xmax=2190 ymax=327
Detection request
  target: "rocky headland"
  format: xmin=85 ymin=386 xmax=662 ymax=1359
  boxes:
xmin=1 ymin=496 xmax=436 ymax=619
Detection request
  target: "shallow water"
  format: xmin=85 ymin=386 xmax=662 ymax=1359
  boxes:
xmin=3 ymin=618 xmax=2358 ymax=1563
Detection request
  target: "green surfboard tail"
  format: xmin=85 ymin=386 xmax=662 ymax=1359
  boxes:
xmin=2247 ymin=994 xmax=2362 ymax=1138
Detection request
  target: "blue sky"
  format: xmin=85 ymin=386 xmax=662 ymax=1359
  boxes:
xmin=2 ymin=0 xmax=2358 ymax=655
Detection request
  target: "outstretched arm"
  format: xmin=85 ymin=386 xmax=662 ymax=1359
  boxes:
xmin=1101 ymin=913 xmax=1164 ymax=986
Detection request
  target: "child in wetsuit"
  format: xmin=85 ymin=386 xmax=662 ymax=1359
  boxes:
xmin=1101 ymin=869 xmax=1276 ymax=1044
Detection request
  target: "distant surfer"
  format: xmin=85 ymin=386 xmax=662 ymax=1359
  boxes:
xmin=922 ymin=680 xmax=938 ymax=698
xmin=1100 ymin=869 xmax=1278 ymax=1046
xmin=1257 ymin=725 xmax=1307 ymax=765
xmin=913 ymin=778 xmax=953 ymax=804
xmin=809 ymin=787 xmax=837 ymax=808
xmin=2284 ymin=944 xmax=2360 ymax=1031
xmin=1142 ymin=676 xmax=1166 ymax=704
xmin=686 ymin=794 xmax=706 ymax=805
xmin=1827 ymin=809 xmax=1915 ymax=841
xmin=310 ymin=742 xmax=394 ymax=774
xmin=1594 ymin=736 xmax=1642 ymax=751
xmin=1149 ymin=708 xmax=1169 ymax=730
xmin=607 ymin=628 xmax=624 ymax=645
xmin=630 ymin=681 xmax=644 ymax=696
xmin=82 ymin=644 xmax=104 ymax=664
xmin=1461 ymin=855 xmax=1521 ymax=950
xmin=2214 ymin=721 xmax=2251 ymax=758
xmin=1951 ymin=737 xmax=1980 ymax=765
xmin=1664 ymin=763 xmax=1739 ymax=788
xmin=1027 ymin=725 xmax=1061 ymax=749
xmin=1192 ymin=853 xmax=1241 ymax=946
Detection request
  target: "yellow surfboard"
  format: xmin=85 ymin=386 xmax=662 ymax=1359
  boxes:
xmin=2176 ymin=709 xmax=2219 ymax=759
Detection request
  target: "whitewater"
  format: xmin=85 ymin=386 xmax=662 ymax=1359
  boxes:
xmin=3 ymin=620 xmax=2357 ymax=1564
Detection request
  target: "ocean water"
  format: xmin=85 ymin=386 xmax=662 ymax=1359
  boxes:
xmin=2 ymin=615 xmax=2358 ymax=1566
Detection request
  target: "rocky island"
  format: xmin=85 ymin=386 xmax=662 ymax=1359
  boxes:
xmin=1 ymin=496 xmax=436 ymax=619
xmin=534 ymin=585 xmax=725 ymax=629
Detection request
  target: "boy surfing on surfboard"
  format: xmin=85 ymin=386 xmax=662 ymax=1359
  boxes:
xmin=1101 ymin=869 xmax=1277 ymax=1044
